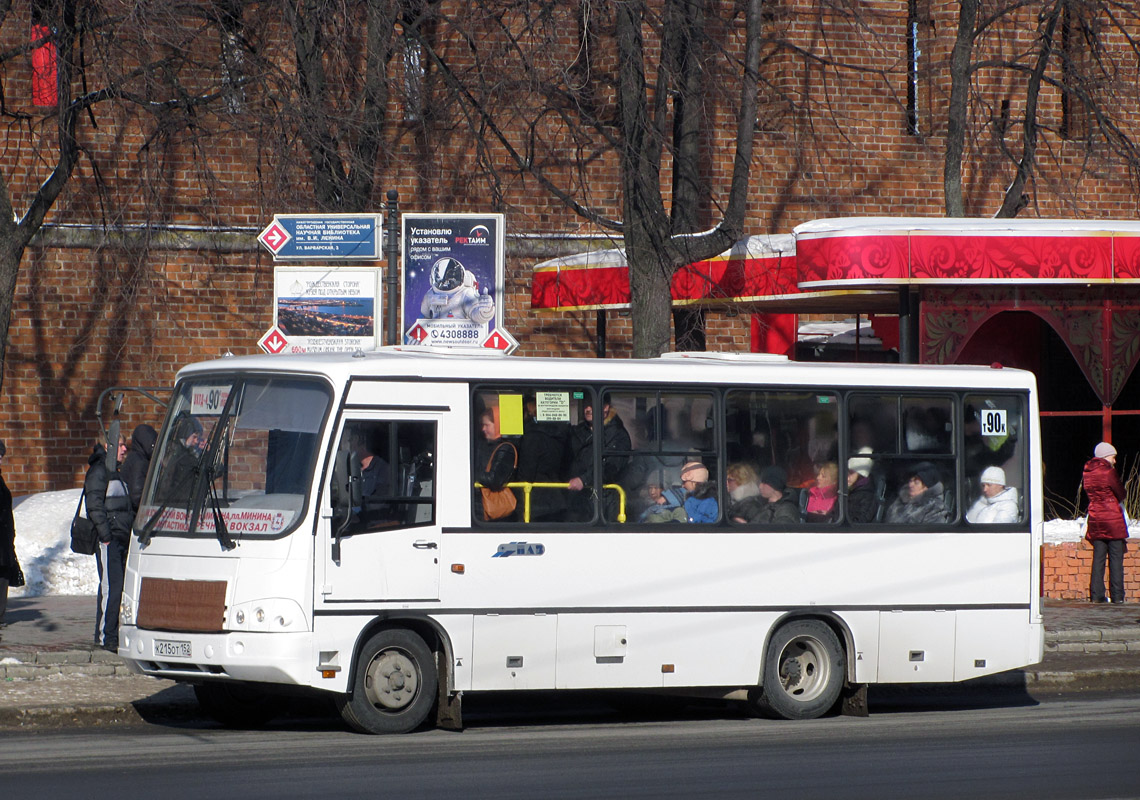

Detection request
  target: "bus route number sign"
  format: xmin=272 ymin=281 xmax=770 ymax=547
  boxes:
xmin=979 ymin=409 xmax=1007 ymax=437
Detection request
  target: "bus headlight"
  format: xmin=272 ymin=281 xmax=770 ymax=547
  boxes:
xmin=229 ymin=599 xmax=305 ymax=632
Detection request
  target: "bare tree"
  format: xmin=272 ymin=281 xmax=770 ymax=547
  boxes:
xmin=943 ymin=0 xmax=1140 ymax=218
xmin=410 ymin=0 xmax=765 ymax=357
xmin=0 ymin=0 xmax=273 ymax=394
xmin=276 ymin=0 xmax=404 ymax=212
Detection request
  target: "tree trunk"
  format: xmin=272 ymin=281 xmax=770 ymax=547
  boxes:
xmin=944 ymin=0 xmax=977 ymax=217
xmin=996 ymin=0 xmax=1063 ymax=218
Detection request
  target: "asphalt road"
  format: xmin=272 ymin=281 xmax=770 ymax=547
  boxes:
xmin=3 ymin=692 xmax=1137 ymax=799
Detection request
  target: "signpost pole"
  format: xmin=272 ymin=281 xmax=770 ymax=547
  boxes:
xmin=385 ymin=189 xmax=400 ymax=346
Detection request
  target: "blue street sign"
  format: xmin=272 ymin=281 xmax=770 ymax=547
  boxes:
xmin=258 ymin=214 xmax=381 ymax=260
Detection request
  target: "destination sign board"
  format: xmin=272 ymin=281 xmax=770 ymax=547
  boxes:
xmin=258 ymin=214 xmax=381 ymax=260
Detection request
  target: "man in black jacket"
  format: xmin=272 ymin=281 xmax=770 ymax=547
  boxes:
xmin=121 ymin=424 xmax=158 ymax=509
xmin=84 ymin=435 xmax=133 ymax=651
xmin=567 ymin=398 xmax=631 ymax=522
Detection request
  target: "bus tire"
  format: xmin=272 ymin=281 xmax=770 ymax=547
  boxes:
xmin=194 ymin=682 xmax=279 ymax=729
xmin=338 ymin=628 xmax=437 ymax=734
xmin=751 ymin=619 xmax=845 ymax=721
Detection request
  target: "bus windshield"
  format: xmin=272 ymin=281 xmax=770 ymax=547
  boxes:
xmin=137 ymin=374 xmax=332 ymax=543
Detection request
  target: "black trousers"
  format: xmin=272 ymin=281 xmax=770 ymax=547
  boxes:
xmin=1090 ymin=538 xmax=1126 ymax=603
xmin=95 ymin=539 xmax=128 ymax=647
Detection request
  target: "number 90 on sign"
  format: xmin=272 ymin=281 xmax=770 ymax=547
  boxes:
xmin=980 ymin=409 xmax=1007 ymax=437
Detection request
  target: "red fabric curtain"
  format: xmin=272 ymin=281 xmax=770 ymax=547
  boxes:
xmin=31 ymin=24 xmax=57 ymax=107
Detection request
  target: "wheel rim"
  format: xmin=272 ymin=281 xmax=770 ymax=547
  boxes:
xmin=776 ymin=635 xmax=830 ymax=702
xmin=363 ymin=648 xmax=421 ymax=711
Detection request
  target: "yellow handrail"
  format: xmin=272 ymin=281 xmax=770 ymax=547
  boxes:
xmin=473 ymin=481 xmax=627 ymax=523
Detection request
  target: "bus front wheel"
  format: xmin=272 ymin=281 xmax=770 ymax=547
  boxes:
xmin=338 ymin=628 xmax=437 ymax=734
xmin=750 ymin=619 xmax=845 ymax=721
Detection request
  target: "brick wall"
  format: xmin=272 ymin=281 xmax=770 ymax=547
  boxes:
xmin=2 ymin=2 xmax=1140 ymax=496
xmin=1043 ymin=542 xmax=1140 ymax=600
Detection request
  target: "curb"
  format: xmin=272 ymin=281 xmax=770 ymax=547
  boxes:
xmin=0 ymin=649 xmax=134 ymax=680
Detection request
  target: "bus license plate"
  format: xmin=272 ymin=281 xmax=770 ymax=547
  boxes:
xmin=154 ymin=639 xmax=192 ymax=658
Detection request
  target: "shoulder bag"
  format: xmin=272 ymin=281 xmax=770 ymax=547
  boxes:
xmin=481 ymin=443 xmax=518 ymax=521
xmin=69 ymin=491 xmax=98 ymax=555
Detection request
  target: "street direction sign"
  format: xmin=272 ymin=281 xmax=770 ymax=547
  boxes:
xmin=482 ymin=327 xmax=519 ymax=354
xmin=258 ymin=214 xmax=381 ymax=260
xmin=258 ymin=326 xmax=289 ymax=354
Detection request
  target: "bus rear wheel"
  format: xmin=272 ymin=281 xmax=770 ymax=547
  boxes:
xmin=750 ymin=619 xmax=845 ymax=721
xmin=338 ymin=628 xmax=437 ymax=734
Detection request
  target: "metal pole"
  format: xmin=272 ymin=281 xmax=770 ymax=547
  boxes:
xmin=898 ymin=288 xmax=917 ymax=364
xmin=596 ymin=310 xmax=607 ymax=358
xmin=385 ymin=189 xmax=400 ymax=346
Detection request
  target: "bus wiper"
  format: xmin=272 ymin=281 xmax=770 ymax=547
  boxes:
xmin=206 ymin=461 xmax=235 ymax=551
xmin=186 ymin=383 xmax=242 ymax=546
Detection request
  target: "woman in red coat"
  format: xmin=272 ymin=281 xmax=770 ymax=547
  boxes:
xmin=1083 ymin=442 xmax=1129 ymax=603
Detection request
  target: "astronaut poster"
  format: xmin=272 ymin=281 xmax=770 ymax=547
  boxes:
xmin=273 ymin=267 xmax=380 ymax=353
xmin=401 ymin=213 xmax=504 ymax=348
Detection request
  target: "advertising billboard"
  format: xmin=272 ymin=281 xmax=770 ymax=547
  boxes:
xmin=273 ymin=267 xmax=381 ymax=353
xmin=401 ymin=213 xmax=504 ymax=348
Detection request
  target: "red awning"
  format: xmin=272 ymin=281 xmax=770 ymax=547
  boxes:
xmin=531 ymin=235 xmax=802 ymax=311
xmin=532 ymin=219 xmax=1140 ymax=314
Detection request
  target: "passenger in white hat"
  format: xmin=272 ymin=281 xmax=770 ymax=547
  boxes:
xmin=965 ymin=465 xmax=1019 ymax=524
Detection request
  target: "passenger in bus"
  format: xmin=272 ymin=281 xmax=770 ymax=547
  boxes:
xmin=965 ymin=466 xmax=1019 ymax=524
xmin=734 ymin=465 xmax=798 ymax=525
xmin=804 ymin=462 xmax=839 ymax=523
xmin=639 ymin=478 xmax=687 ymax=523
xmin=352 ymin=428 xmax=393 ymax=522
xmin=567 ymin=398 xmax=631 ymax=522
xmin=516 ymin=395 xmax=570 ymax=522
xmin=679 ymin=461 xmax=718 ymax=523
xmin=725 ymin=462 xmax=761 ymax=521
xmin=474 ymin=410 xmax=518 ymax=521
xmin=963 ymin=405 xmax=1018 ymax=487
xmin=807 ymin=411 xmax=838 ymax=465
xmin=885 ymin=462 xmax=950 ymax=524
xmin=353 ymin=429 xmax=391 ymax=499
xmin=904 ymin=406 xmax=951 ymax=453
xmin=846 ymin=449 xmax=877 ymax=523
xmin=157 ymin=415 xmax=205 ymax=503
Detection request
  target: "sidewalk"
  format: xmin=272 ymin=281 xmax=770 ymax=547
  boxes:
xmin=2 ymin=596 xmax=1139 ymax=728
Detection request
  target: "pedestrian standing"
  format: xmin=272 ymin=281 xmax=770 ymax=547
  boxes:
xmin=0 ymin=440 xmax=23 ymax=637
xmin=1083 ymin=441 xmax=1129 ymax=604
xmin=84 ymin=434 xmax=134 ymax=650
xmin=120 ymin=424 xmax=158 ymax=509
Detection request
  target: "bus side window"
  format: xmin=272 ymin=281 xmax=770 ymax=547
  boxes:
xmin=473 ymin=387 xmax=587 ymax=525
xmin=334 ymin=420 xmax=436 ymax=534
xmin=963 ymin=396 xmax=1023 ymax=525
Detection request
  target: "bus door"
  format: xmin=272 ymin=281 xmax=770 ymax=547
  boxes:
xmin=321 ymin=408 xmax=445 ymax=602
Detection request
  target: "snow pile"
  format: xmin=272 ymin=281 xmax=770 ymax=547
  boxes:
xmin=11 ymin=488 xmax=97 ymax=598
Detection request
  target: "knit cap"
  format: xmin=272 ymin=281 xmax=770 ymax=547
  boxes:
xmin=681 ymin=461 xmax=709 ymax=484
xmin=1094 ymin=442 xmax=1117 ymax=459
xmin=758 ymin=465 xmax=787 ymax=493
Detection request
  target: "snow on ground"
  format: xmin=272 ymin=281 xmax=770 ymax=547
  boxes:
xmin=2 ymin=489 xmax=1120 ymax=598
xmin=11 ymin=488 xmax=97 ymax=598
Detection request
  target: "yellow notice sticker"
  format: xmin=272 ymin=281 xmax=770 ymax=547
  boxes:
xmin=499 ymin=394 xmax=524 ymax=436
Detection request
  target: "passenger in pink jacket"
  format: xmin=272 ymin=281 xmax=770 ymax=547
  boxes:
xmin=1083 ymin=442 xmax=1129 ymax=604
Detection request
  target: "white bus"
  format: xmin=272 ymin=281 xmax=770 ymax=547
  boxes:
xmin=120 ymin=349 xmax=1044 ymax=733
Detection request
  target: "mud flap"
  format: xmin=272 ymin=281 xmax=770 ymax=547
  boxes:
xmin=839 ymin=681 xmax=869 ymax=717
xmin=435 ymin=650 xmax=463 ymax=731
